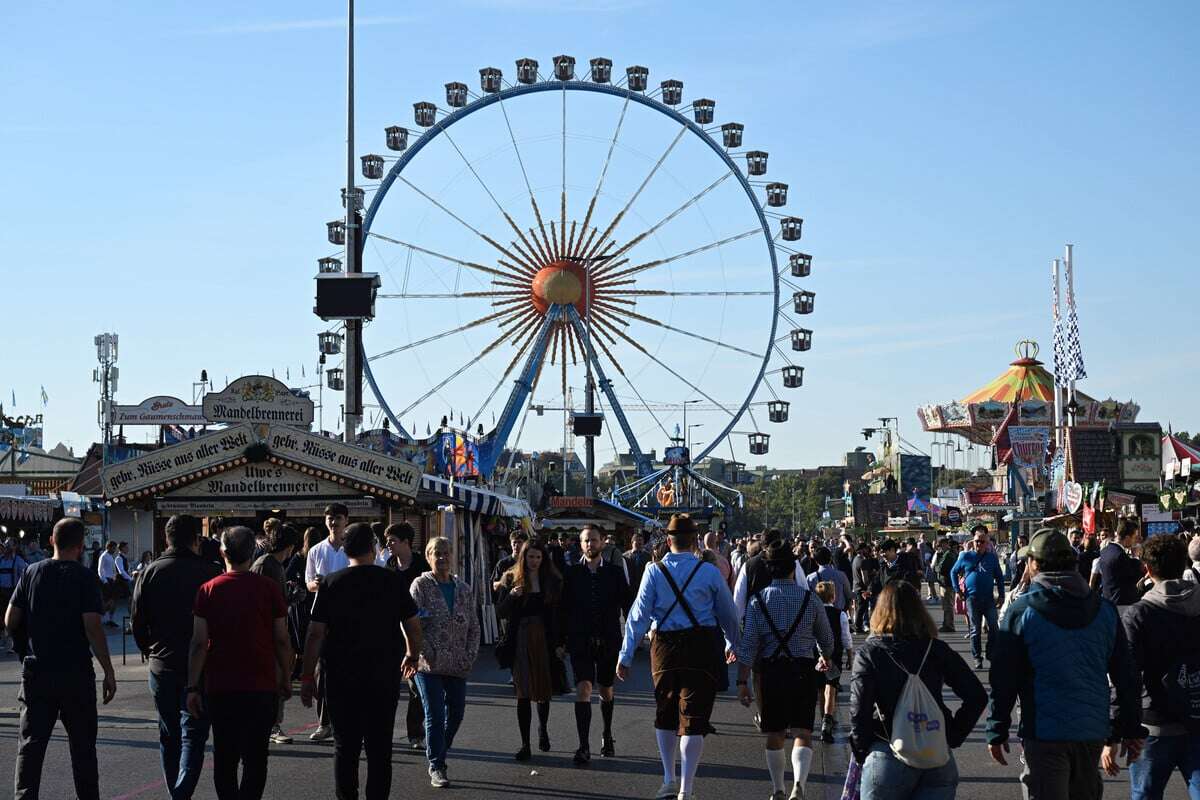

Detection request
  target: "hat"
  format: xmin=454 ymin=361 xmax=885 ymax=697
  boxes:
xmin=1019 ymin=528 xmax=1074 ymax=561
xmin=666 ymin=514 xmax=698 ymax=536
xmin=762 ymin=539 xmax=794 ymax=566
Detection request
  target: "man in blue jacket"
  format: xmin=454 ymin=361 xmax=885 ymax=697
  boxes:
xmin=986 ymin=528 xmax=1143 ymax=800
xmin=950 ymin=525 xmax=1005 ymax=669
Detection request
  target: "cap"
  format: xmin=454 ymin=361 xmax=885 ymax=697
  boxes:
xmin=1019 ymin=528 xmax=1075 ymax=561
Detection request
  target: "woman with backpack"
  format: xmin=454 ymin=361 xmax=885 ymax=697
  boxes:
xmin=849 ymin=581 xmax=987 ymax=799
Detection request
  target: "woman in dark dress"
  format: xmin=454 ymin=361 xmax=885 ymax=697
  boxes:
xmin=496 ymin=539 xmax=565 ymax=761
xmin=286 ymin=526 xmax=325 ymax=677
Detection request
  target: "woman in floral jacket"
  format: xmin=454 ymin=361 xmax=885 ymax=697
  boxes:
xmin=410 ymin=536 xmax=480 ymax=789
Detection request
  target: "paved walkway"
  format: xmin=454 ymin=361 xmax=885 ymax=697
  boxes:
xmin=0 ymin=600 xmax=1177 ymax=799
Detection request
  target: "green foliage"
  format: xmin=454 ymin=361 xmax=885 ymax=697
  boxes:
xmin=738 ymin=472 xmax=845 ymax=536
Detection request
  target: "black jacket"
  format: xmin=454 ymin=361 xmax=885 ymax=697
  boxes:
xmin=559 ymin=560 xmax=631 ymax=640
xmin=849 ymin=635 xmax=987 ymax=763
xmin=131 ymin=547 xmax=221 ymax=674
xmin=851 ymin=554 xmax=878 ymax=594
xmin=877 ymin=550 xmax=923 ymax=591
xmin=1121 ymin=578 xmax=1200 ymax=735
xmin=1097 ymin=542 xmax=1143 ymax=606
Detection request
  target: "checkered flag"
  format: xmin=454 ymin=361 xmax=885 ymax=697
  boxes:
xmin=1061 ymin=258 xmax=1087 ymax=382
xmin=1051 ymin=265 xmax=1065 ymax=379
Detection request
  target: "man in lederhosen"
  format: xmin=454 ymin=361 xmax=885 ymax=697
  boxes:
xmin=618 ymin=514 xmax=739 ymax=800
xmin=736 ymin=539 xmax=834 ymax=800
xmin=560 ymin=525 xmax=632 ymax=765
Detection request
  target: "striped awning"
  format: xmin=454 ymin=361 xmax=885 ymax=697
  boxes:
xmin=419 ymin=474 xmax=531 ymax=517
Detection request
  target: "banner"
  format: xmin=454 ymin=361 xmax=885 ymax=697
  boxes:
xmin=265 ymin=427 xmax=420 ymax=498
xmin=1009 ymin=426 xmax=1050 ymax=470
xmin=111 ymin=396 xmax=206 ymax=426
xmin=101 ymin=425 xmax=254 ymax=497
xmin=203 ymin=376 xmax=314 ymax=428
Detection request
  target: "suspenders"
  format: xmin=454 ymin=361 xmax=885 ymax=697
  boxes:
xmin=753 ymin=590 xmax=811 ymax=662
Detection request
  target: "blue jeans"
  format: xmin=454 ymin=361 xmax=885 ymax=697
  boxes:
xmin=862 ymin=743 xmax=958 ymax=800
xmin=1130 ymin=733 xmax=1200 ymax=800
xmin=414 ymin=673 xmax=466 ymax=773
xmin=148 ymin=670 xmax=209 ymax=800
xmin=966 ymin=595 xmax=998 ymax=660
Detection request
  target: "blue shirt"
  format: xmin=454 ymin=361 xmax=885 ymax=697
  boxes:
xmin=619 ymin=552 xmax=739 ymax=667
xmin=805 ymin=564 xmax=853 ymax=611
xmin=437 ymin=581 xmax=456 ymax=614
xmin=949 ymin=550 xmax=1004 ymax=599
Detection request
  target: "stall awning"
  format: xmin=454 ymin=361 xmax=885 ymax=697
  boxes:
xmin=419 ymin=475 xmax=531 ymax=518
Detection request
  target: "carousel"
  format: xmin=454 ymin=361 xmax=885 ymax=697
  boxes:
xmin=918 ymin=340 xmax=1140 ymax=447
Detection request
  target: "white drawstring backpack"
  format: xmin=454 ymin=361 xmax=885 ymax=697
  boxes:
xmin=879 ymin=640 xmax=950 ymax=769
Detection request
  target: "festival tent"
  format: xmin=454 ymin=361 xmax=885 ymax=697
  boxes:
xmin=1163 ymin=434 xmax=1200 ymax=475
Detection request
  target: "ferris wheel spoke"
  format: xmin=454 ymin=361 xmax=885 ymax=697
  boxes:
xmin=434 ymin=123 xmax=542 ymax=274
xmin=593 ymin=299 xmax=762 ymax=358
xmin=395 ymin=176 xmax=533 ymax=272
xmin=597 ymin=228 xmax=759 ymax=284
xmin=377 ymin=290 xmax=525 ymax=299
xmin=592 ymin=172 xmax=734 ymax=278
xmin=368 ymin=305 xmax=524 ymax=362
xmin=469 ymin=313 xmax=543 ymax=426
xmin=367 ymin=232 xmax=522 ymax=282
xmin=563 ymin=306 xmax=656 ymax=467
xmin=604 ymin=289 xmax=772 ymax=297
xmin=527 ymin=227 xmax=553 ymax=267
xmin=574 ymin=94 xmax=631 ymax=258
xmin=582 ymin=126 xmax=688 ymax=262
xmin=393 ymin=318 xmax=525 ymax=420
xmin=599 ymin=319 xmax=737 ymax=418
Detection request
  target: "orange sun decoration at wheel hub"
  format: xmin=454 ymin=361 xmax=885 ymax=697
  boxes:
xmin=530 ymin=260 xmax=595 ymax=316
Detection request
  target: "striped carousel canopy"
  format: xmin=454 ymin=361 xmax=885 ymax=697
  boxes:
xmin=961 ymin=350 xmax=1056 ymax=404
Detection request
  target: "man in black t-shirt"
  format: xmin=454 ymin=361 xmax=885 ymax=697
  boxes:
xmin=6 ymin=517 xmax=117 ymax=800
xmin=382 ymin=522 xmax=431 ymax=747
xmin=300 ymin=523 xmax=423 ymax=800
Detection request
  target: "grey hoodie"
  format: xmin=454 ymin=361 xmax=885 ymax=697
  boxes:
xmin=1123 ymin=578 xmax=1200 ymax=735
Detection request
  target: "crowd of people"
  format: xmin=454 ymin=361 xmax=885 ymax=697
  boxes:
xmin=4 ymin=509 xmax=1200 ymax=800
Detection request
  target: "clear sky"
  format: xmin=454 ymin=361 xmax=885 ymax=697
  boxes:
xmin=2 ymin=0 xmax=1197 ymax=469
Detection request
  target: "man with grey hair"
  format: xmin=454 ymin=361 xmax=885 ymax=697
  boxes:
xmin=1183 ymin=535 xmax=1200 ymax=583
xmin=187 ymin=526 xmax=291 ymax=800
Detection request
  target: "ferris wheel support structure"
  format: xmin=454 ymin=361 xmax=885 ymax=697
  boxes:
xmin=360 ymin=79 xmax=782 ymax=478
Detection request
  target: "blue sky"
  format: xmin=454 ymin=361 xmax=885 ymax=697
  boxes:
xmin=2 ymin=0 xmax=1197 ymax=469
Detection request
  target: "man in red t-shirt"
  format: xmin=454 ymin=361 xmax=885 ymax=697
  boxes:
xmin=186 ymin=526 xmax=291 ymax=800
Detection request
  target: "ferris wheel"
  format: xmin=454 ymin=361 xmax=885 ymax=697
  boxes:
xmin=322 ymin=55 xmax=815 ymax=479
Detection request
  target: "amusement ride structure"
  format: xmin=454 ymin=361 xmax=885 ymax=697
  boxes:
xmin=317 ymin=55 xmax=815 ymax=501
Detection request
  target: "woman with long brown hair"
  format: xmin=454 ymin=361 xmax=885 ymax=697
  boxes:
xmin=495 ymin=538 xmax=566 ymax=761
xmin=849 ymin=580 xmax=986 ymax=799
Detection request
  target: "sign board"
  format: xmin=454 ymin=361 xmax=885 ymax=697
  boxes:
xmin=663 ymin=446 xmax=690 ymax=466
xmin=264 ymin=427 xmax=419 ymax=498
xmin=549 ymin=496 xmax=594 ymax=509
xmin=203 ymin=376 xmax=314 ymax=428
xmin=101 ymin=425 xmax=254 ymax=497
xmin=1009 ymin=426 xmax=1049 ymax=470
xmin=1141 ymin=503 xmax=1175 ymax=523
xmin=945 ymin=506 xmax=963 ymax=526
xmin=111 ymin=396 xmax=207 ymax=426
xmin=169 ymin=463 xmax=345 ymax=498
xmin=157 ymin=497 xmax=381 ymax=516
xmin=1064 ymin=481 xmax=1085 ymax=514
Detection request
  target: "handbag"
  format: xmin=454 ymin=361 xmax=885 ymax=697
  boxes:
xmin=494 ymin=624 xmax=515 ymax=669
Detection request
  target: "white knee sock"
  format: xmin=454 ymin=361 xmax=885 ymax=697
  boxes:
xmin=655 ymin=729 xmax=679 ymax=785
xmin=679 ymin=735 xmax=704 ymax=795
xmin=765 ymin=747 xmax=787 ymax=793
xmin=791 ymin=745 xmax=813 ymax=795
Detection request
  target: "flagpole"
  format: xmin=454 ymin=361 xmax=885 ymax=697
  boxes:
xmin=1052 ymin=258 xmax=1064 ymax=449
xmin=1065 ymin=244 xmax=1076 ymax=425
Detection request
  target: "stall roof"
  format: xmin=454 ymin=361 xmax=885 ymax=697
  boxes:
xmin=419 ymin=474 xmax=531 ymax=518
xmin=541 ymin=496 xmax=662 ymax=529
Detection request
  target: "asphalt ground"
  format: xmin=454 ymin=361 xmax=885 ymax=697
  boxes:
xmin=0 ymin=602 xmax=1184 ymax=799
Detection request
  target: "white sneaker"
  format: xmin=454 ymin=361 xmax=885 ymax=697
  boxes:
xmin=788 ymin=788 xmax=805 ymax=800
xmin=430 ymin=769 xmax=450 ymax=788
xmin=270 ymin=726 xmax=293 ymax=744
xmin=655 ymin=781 xmax=680 ymax=799
xmin=309 ymin=724 xmax=333 ymax=741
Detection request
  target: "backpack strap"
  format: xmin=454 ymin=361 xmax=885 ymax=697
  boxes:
xmin=754 ymin=589 xmax=812 ymax=660
xmin=882 ymin=639 xmax=933 ymax=677
xmin=659 ymin=560 xmax=705 ymax=628
xmin=1191 ymin=566 xmax=1200 ymax=585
